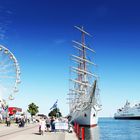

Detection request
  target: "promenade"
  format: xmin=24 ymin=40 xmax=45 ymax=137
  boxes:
xmin=0 ymin=123 xmax=78 ymax=140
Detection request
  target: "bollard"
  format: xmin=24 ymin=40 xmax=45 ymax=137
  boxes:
xmin=77 ymin=124 xmax=80 ymax=137
xmin=74 ymin=122 xmax=77 ymax=132
xmin=74 ymin=122 xmax=77 ymax=133
xmin=81 ymin=127 xmax=85 ymax=140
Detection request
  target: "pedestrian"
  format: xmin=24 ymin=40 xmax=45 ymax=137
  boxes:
xmin=50 ymin=117 xmax=55 ymax=132
xmin=46 ymin=118 xmax=51 ymax=132
xmin=15 ymin=117 xmax=19 ymax=124
xmin=6 ymin=117 xmax=10 ymax=127
xmin=19 ymin=118 xmax=24 ymax=127
xmin=0 ymin=114 xmax=3 ymax=122
xmin=21 ymin=118 xmax=25 ymax=127
xmin=39 ymin=118 xmax=46 ymax=135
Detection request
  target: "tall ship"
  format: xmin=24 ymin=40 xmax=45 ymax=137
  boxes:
xmin=114 ymin=101 xmax=140 ymax=119
xmin=68 ymin=26 xmax=102 ymax=127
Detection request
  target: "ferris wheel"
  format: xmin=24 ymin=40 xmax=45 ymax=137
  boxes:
xmin=0 ymin=45 xmax=21 ymax=101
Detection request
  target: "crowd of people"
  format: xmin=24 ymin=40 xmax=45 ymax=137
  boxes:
xmin=38 ymin=116 xmax=71 ymax=135
xmin=39 ymin=116 xmax=56 ymax=135
xmin=2 ymin=115 xmax=72 ymax=136
xmin=15 ymin=117 xmax=29 ymax=127
xmin=4 ymin=115 xmax=31 ymax=128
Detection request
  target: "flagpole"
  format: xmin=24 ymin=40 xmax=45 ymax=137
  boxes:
xmin=56 ymin=100 xmax=59 ymax=118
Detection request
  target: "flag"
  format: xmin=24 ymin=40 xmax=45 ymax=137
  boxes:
xmin=50 ymin=100 xmax=58 ymax=110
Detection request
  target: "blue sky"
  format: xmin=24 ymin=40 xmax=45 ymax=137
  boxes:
xmin=0 ymin=0 xmax=140 ymax=117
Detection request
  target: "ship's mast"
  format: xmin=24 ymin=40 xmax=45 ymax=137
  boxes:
xmin=81 ymin=26 xmax=87 ymax=85
xmin=75 ymin=26 xmax=92 ymax=89
xmin=68 ymin=26 xmax=96 ymax=111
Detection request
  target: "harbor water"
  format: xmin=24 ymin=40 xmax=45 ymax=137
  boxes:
xmin=84 ymin=118 xmax=140 ymax=140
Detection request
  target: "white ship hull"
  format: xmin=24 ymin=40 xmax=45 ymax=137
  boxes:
xmin=114 ymin=111 xmax=140 ymax=119
xmin=68 ymin=26 xmax=101 ymax=127
xmin=70 ymin=106 xmax=98 ymax=127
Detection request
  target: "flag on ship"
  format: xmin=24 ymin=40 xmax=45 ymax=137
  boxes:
xmin=50 ymin=99 xmax=58 ymax=110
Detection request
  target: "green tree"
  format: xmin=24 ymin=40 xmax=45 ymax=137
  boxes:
xmin=27 ymin=103 xmax=39 ymax=116
xmin=13 ymin=109 xmax=17 ymax=114
xmin=48 ymin=108 xmax=62 ymax=118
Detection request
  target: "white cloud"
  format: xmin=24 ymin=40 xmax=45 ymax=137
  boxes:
xmin=0 ymin=7 xmax=13 ymax=40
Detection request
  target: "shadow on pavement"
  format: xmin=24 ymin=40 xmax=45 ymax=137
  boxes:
xmin=33 ymin=133 xmax=41 ymax=135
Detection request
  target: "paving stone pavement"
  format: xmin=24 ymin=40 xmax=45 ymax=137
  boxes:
xmin=0 ymin=123 xmax=78 ymax=140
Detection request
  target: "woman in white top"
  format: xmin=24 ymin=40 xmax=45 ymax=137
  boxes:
xmin=39 ymin=118 xmax=46 ymax=135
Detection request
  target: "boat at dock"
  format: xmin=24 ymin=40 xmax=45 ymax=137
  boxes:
xmin=114 ymin=101 xmax=140 ymax=119
xmin=67 ymin=26 xmax=102 ymax=127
